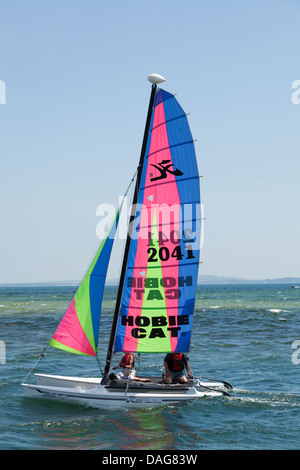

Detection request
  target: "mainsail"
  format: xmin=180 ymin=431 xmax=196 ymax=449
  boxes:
xmin=114 ymin=88 xmax=201 ymax=354
xmin=50 ymin=208 xmax=121 ymax=356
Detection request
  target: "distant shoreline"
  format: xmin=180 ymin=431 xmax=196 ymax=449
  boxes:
xmin=1 ymin=275 xmax=300 ymax=287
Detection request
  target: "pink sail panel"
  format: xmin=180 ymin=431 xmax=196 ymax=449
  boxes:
xmin=51 ymin=298 xmax=96 ymax=356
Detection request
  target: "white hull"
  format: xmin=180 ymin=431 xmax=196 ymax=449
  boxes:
xmin=22 ymin=373 xmax=229 ymax=409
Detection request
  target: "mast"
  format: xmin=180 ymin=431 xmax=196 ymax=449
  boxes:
xmin=102 ymin=75 xmax=165 ymax=380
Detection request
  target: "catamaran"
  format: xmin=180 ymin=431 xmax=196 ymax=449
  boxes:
xmin=22 ymin=74 xmax=232 ymax=409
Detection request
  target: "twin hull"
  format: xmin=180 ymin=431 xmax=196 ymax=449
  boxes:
xmin=22 ymin=374 xmax=225 ymax=409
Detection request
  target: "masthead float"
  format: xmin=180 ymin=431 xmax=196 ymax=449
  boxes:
xmin=147 ymin=73 xmax=166 ymax=84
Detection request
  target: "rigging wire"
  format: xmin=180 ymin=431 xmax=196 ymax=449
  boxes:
xmin=96 ymin=356 xmax=104 ymax=376
xmin=23 ymin=346 xmax=48 ymax=383
xmin=100 ymin=168 xmax=138 ymax=373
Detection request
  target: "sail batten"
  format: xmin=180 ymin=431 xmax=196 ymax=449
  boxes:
xmin=140 ymin=176 xmax=200 ymax=192
xmin=126 ymin=262 xmax=199 ymax=270
xmin=146 ymin=140 xmax=195 ymax=158
xmin=150 ymin=114 xmax=187 ymax=132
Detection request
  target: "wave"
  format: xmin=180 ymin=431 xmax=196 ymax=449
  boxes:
xmin=226 ymin=387 xmax=300 ymax=408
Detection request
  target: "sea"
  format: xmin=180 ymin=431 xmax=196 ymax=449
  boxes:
xmin=0 ymin=283 xmax=300 ymax=452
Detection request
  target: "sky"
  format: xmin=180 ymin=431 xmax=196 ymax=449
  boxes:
xmin=0 ymin=0 xmax=300 ymax=284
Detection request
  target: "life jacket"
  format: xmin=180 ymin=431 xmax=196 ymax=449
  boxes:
xmin=172 ymin=353 xmax=183 ymax=372
xmin=120 ymin=354 xmax=134 ymax=368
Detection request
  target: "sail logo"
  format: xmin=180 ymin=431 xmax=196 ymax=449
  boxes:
xmin=291 ymin=80 xmax=300 ymax=104
xmin=121 ymin=313 xmax=190 ymax=339
xmin=150 ymin=160 xmax=183 ymax=182
xmin=0 ymin=80 xmax=6 ymax=104
xmin=128 ymin=275 xmax=193 ymax=301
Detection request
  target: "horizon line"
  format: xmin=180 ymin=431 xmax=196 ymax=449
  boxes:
xmin=1 ymin=274 xmax=300 ymax=287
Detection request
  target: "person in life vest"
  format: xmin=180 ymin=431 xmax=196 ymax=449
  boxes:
xmin=163 ymin=353 xmax=193 ymax=384
xmin=113 ymin=352 xmax=149 ymax=382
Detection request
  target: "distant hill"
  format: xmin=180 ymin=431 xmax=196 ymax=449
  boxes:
xmin=80 ymin=275 xmax=300 ymax=286
xmin=197 ymin=275 xmax=300 ymax=285
xmin=105 ymin=275 xmax=300 ymax=285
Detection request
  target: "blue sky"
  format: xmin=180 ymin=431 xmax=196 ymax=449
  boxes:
xmin=0 ymin=0 xmax=300 ymax=283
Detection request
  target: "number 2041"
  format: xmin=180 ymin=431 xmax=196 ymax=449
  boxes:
xmin=147 ymin=245 xmax=195 ymax=262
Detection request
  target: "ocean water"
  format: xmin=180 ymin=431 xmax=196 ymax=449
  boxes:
xmin=0 ymin=283 xmax=300 ymax=450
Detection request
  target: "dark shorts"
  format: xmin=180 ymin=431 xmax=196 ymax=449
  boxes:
xmin=170 ymin=370 xmax=185 ymax=380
